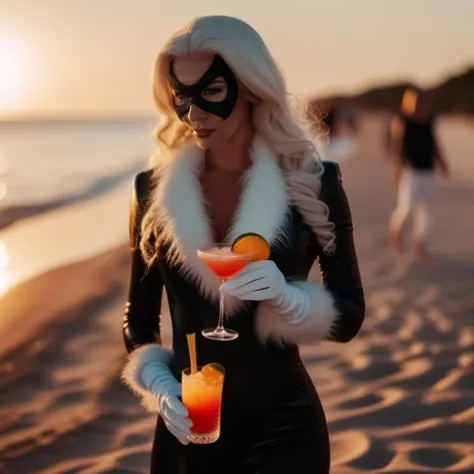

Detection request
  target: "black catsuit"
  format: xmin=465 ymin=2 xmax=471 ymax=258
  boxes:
xmin=122 ymin=161 xmax=365 ymax=474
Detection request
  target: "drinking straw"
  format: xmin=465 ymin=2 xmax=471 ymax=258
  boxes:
xmin=186 ymin=333 xmax=198 ymax=374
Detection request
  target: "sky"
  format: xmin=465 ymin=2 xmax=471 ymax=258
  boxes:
xmin=1 ymin=0 xmax=474 ymax=120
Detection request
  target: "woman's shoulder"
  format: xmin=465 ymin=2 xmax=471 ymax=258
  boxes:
xmin=129 ymin=170 xmax=156 ymax=246
xmin=130 ymin=169 xmax=155 ymax=225
xmin=133 ymin=169 xmax=155 ymax=202
xmin=319 ymin=160 xmax=350 ymax=215
xmin=132 ymin=169 xmax=157 ymax=213
xmin=320 ymin=160 xmax=342 ymax=192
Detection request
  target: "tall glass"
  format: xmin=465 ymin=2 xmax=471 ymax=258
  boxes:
xmin=182 ymin=365 xmax=225 ymax=444
xmin=197 ymin=243 xmax=255 ymax=341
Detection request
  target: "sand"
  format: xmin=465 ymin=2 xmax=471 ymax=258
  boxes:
xmin=0 ymin=113 xmax=473 ymax=473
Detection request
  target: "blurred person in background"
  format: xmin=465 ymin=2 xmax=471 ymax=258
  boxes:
xmin=320 ymin=99 xmax=339 ymax=139
xmin=388 ymin=88 xmax=449 ymax=259
xmin=318 ymin=99 xmax=359 ymax=161
xmin=120 ymin=15 xmax=364 ymax=474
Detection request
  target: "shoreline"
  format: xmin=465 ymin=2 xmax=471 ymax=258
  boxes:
xmin=0 ymin=178 xmax=134 ymax=296
xmin=0 ymin=165 xmax=142 ymax=232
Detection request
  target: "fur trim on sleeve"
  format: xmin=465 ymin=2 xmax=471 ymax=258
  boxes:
xmin=121 ymin=344 xmax=173 ymax=413
xmin=254 ymin=281 xmax=338 ymax=345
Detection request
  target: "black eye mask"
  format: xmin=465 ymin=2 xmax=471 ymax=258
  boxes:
xmin=169 ymin=55 xmax=239 ymax=120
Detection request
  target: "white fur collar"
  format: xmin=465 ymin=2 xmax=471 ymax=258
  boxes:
xmin=153 ymin=135 xmax=290 ymax=314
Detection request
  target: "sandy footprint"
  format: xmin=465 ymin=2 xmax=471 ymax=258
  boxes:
xmin=386 ymin=441 xmax=474 ymax=472
xmin=330 ymin=430 xmax=371 ymax=467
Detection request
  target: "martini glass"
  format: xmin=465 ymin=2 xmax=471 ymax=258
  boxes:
xmin=197 ymin=243 xmax=255 ymax=341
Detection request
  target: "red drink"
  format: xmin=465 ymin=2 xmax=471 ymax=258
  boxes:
xmin=198 ymin=247 xmax=254 ymax=280
xmin=182 ymin=365 xmax=225 ymax=444
xmin=186 ymin=393 xmax=221 ymax=434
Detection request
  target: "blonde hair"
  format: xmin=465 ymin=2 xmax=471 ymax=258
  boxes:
xmin=141 ymin=15 xmax=335 ymax=263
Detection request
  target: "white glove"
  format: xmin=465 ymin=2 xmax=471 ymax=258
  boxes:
xmin=220 ymin=260 xmax=311 ymax=325
xmin=141 ymin=361 xmax=192 ymax=445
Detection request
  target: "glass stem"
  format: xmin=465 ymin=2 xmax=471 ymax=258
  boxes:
xmin=216 ymin=280 xmax=225 ymax=331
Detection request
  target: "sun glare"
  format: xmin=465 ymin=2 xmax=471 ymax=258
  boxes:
xmin=0 ymin=35 xmax=32 ymax=111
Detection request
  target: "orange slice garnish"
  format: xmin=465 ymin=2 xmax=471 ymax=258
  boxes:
xmin=231 ymin=233 xmax=270 ymax=261
xmin=202 ymin=363 xmax=225 ymax=381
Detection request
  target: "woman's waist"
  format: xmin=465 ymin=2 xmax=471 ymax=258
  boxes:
xmin=221 ymin=367 xmax=322 ymax=423
xmin=172 ymin=348 xmax=318 ymax=415
xmin=169 ymin=338 xmax=302 ymax=376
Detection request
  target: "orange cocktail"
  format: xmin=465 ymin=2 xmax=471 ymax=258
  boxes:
xmin=198 ymin=246 xmax=254 ymax=281
xmin=182 ymin=365 xmax=225 ymax=444
xmin=197 ymin=244 xmax=255 ymax=341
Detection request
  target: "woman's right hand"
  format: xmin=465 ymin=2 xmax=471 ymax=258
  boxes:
xmin=141 ymin=362 xmax=193 ymax=445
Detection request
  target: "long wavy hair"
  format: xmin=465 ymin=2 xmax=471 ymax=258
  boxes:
xmin=140 ymin=15 xmax=335 ymax=264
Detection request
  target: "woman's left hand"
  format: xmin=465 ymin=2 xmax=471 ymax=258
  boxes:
xmin=219 ymin=260 xmax=286 ymax=301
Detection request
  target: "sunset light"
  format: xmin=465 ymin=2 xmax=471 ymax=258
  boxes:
xmin=0 ymin=34 xmax=33 ymax=112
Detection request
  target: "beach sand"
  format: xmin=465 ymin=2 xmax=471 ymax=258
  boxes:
xmin=0 ymin=113 xmax=473 ymax=473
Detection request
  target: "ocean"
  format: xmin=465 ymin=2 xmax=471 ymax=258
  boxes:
xmin=3 ymin=115 xmax=469 ymax=220
xmin=0 ymin=118 xmax=157 ymax=224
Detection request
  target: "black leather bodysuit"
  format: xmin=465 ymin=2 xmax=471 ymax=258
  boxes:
xmin=123 ymin=161 xmax=365 ymax=474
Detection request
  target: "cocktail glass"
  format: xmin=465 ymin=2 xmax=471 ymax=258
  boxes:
xmin=197 ymin=243 xmax=255 ymax=341
xmin=182 ymin=365 xmax=225 ymax=444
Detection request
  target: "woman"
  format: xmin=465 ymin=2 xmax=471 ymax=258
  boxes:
xmin=122 ymin=15 xmax=364 ymax=474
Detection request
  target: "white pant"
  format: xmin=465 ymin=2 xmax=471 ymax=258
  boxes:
xmin=390 ymin=169 xmax=436 ymax=242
